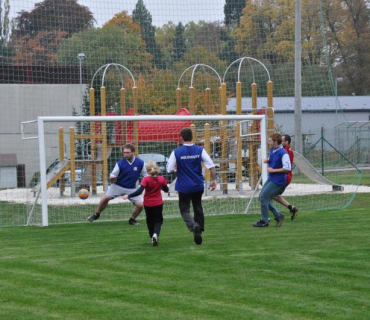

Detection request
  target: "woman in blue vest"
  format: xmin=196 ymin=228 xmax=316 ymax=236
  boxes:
xmin=253 ymin=133 xmax=291 ymax=227
xmin=87 ymin=143 xmax=147 ymax=225
xmin=167 ymin=128 xmax=217 ymax=245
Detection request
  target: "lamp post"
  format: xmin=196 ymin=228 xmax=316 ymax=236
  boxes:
xmin=77 ymin=53 xmax=86 ymax=116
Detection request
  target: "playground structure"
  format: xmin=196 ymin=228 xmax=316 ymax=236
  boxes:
xmin=34 ymin=58 xmax=346 ymax=199
xmin=35 ymin=59 xmax=275 ymax=198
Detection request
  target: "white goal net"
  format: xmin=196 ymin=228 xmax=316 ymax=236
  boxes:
xmin=24 ymin=114 xmax=267 ymax=226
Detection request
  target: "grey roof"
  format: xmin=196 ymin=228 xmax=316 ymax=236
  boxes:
xmin=227 ymin=96 xmax=370 ymax=112
xmin=0 ymin=154 xmax=18 ymax=167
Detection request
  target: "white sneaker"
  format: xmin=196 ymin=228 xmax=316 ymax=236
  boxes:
xmin=152 ymin=233 xmax=158 ymax=246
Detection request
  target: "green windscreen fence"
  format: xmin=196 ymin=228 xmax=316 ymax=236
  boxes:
xmin=0 ymin=0 xmax=369 ymax=226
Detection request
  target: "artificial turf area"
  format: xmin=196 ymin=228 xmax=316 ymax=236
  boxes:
xmin=1 ymin=194 xmax=370 ymax=319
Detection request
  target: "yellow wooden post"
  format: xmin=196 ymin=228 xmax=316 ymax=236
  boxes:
xmin=120 ymin=87 xmax=126 ymax=146
xmin=220 ymin=83 xmax=228 ymax=193
xmin=89 ymin=88 xmax=97 ymax=194
xmin=236 ymin=122 xmax=243 ymax=192
xmin=58 ymin=127 xmax=65 ymax=194
xmin=267 ymin=80 xmax=274 ymax=137
xmin=190 ymin=123 xmax=196 ymax=142
xmin=189 ymin=86 xmax=195 ymax=114
xmin=205 ymin=88 xmax=211 ymax=114
xmin=236 ymin=81 xmax=242 ymax=115
xmin=176 ymin=88 xmax=181 ymax=111
xmin=69 ymin=126 xmax=76 ymax=196
xmin=133 ymin=86 xmax=139 ymax=154
xmin=101 ymin=86 xmax=108 ymax=191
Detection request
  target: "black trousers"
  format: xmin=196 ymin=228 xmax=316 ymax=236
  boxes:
xmin=178 ymin=190 xmax=204 ymax=232
xmin=144 ymin=204 xmax=163 ymax=238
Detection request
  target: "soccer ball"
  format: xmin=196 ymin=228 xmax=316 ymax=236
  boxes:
xmin=78 ymin=189 xmax=89 ymax=200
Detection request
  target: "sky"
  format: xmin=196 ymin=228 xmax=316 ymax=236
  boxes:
xmin=10 ymin=0 xmax=226 ymax=27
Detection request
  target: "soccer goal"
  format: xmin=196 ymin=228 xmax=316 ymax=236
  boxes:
xmin=25 ymin=114 xmax=268 ymax=226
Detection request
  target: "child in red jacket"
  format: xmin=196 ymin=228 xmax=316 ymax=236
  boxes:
xmin=123 ymin=161 xmax=168 ymax=246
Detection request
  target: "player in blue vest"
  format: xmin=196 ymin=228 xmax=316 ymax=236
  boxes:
xmin=167 ymin=128 xmax=217 ymax=245
xmin=87 ymin=143 xmax=148 ymax=225
xmin=253 ymin=133 xmax=291 ymax=227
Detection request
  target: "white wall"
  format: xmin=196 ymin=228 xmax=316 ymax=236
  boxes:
xmin=0 ymin=167 xmax=17 ymax=188
xmin=0 ymin=84 xmax=87 ymax=186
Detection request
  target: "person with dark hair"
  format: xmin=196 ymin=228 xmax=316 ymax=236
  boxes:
xmin=167 ymin=127 xmax=217 ymax=245
xmin=273 ymin=134 xmax=298 ymax=220
xmin=123 ymin=161 xmax=169 ymax=246
xmin=87 ymin=143 xmax=147 ymax=225
xmin=253 ymin=133 xmax=291 ymax=228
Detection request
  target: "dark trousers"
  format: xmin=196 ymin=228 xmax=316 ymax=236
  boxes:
xmin=144 ymin=204 xmax=163 ymax=238
xmin=178 ymin=190 xmax=204 ymax=232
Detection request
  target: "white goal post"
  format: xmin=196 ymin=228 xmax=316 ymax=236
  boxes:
xmin=36 ymin=114 xmax=267 ymax=226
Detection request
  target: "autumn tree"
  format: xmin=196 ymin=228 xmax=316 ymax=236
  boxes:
xmin=235 ymin=0 xmax=323 ymax=65
xmin=224 ymin=0 xmax=246 ymax=26
xmin=322 ymin=0 xmax=370 ymax=95
xmin=13 ymin=30 xmax=68 ymax=65
xmin=12 ymin=0 xmax=95 ymax=38
xmin=103 ymin=10 xmax=141 ymax=36
xmin=133 ymin=0 xmax=164 ymax=69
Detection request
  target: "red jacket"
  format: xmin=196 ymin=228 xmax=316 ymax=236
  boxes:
xmin=284 ymin=145 xmax=294 ymax=184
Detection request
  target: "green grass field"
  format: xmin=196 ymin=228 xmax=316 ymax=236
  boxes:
xmin=1 ymin=194 xmax=370 ymax=319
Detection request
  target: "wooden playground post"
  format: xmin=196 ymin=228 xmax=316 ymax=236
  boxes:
xmin=69 ymin=126 xmax=76 ymax=197
xmin=100 ymin=86 xmax=108 ymax=191
xmin=249 ymin=82 xmax=259 ymax=189
xmin=205 ymin=88 xmax=211 ymax=114
xmin=176 ymin=88 xmax=181 ymax=111
xmin=89 ymin=88 xmax=97 ymax=195
xmin=120 ymin=87 xmax=126 ymax=145
xmin=235 ymin=122 xmax=243 ymax=193
xmin=220 ymin=83 xmax=228 ymax=193
xmin=190 ymin=123 xmax=196 ymax=142
xmin=58 ymin=127 xmax=65 ymax=195
xmin=236 ymin=81 xmax=242 ymax=115
xmin=267 ymin=80 xmax=274 ymax=138
xmin=133 ymin=86 xmax=139 ymax=154
xmin=189 ymin=86 xmax=196 ymax=114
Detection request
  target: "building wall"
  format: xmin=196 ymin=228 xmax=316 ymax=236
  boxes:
xmin=0 ymin=84 xmax=87 ymax=186
xmin=0 ymin=167 xmax=17 ymax=188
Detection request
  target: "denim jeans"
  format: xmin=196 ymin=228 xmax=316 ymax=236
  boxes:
xmin=259 ymin=179 xmax=285 ymax=222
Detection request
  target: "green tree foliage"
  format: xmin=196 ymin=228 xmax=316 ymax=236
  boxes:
xmin=219 ymin=26 xmax=239 ymax=65
xmin=56 ymin=26 xmax=153 ymax=73
xmin=172 ymin=22 xmax=186 ymax=62
xmin=185 ymin=21 xmax=223 ymax=57
xmin=155 ymin=22 xmax=176 ymax=65
xmin=0 ymin=0 xmax=13 ymax=64
xmin=133 ymin=0 xmax=164 ymax=69
xmin=0 ymin=0 xmax=10 ymax=42
xmin=12 ymin=0 xmax=95 ymax=39
xmin=224 ymin=0 xmax=246 ymax=26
